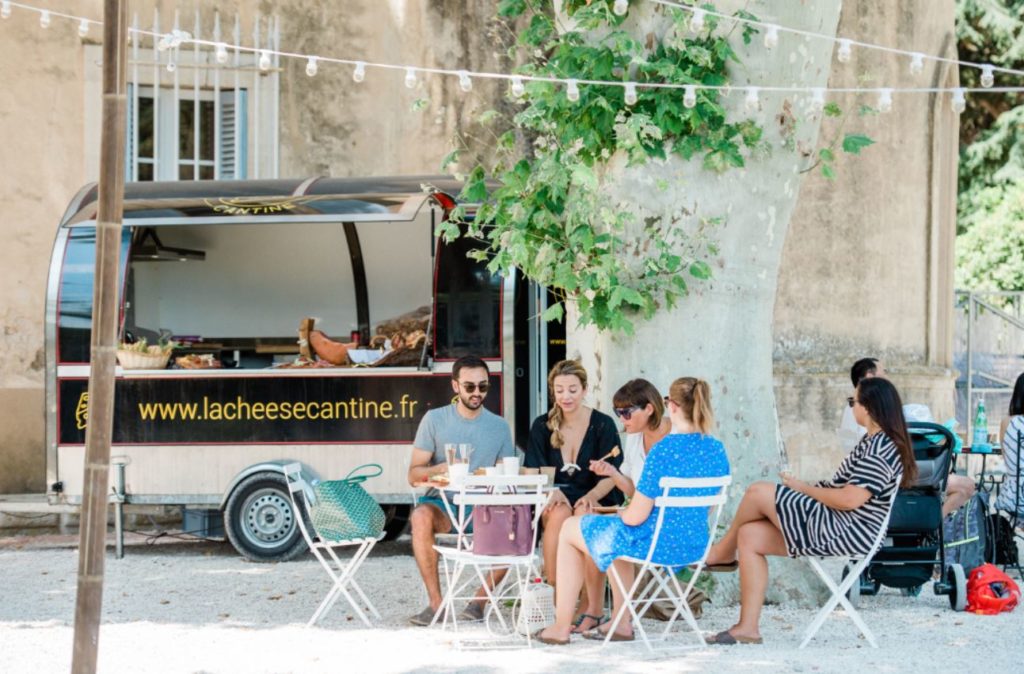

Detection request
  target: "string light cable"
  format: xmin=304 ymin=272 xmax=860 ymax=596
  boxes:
xmin=4 ymin=0 xmax=1024 ymax=114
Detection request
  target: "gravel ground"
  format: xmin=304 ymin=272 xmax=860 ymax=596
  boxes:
xmin=1 ymin=534 xmax=1022 ymax=674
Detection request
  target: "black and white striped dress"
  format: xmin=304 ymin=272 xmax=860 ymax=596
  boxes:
xmin=775 ymin=431 xmax=903 ymax=558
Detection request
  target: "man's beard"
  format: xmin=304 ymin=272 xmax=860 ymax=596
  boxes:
xmin=460 ymin=393 xmax=484 ymax=410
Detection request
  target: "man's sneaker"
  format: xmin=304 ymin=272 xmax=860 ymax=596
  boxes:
xmin=408 ymin=605 xmax=446 ymax=626
xmin=458 ymin=600 xmax=485 ymax=622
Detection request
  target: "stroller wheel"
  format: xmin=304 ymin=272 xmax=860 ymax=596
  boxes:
xmin=947 ymin=564 xmax=967 ymax=612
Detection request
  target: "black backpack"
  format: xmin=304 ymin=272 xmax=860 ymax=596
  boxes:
xmin=989 ymin=512 xmax=1020 ymax=566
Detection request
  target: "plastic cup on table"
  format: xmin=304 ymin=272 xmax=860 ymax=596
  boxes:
xmin=445 ymin=443 xmax=458 ymax=466
xmin=503 ymin=456 xmax=521 ymax=476
xmin=448 ymin=462 xmax=469 ymax=485
xmin=484 ymin=466 xmax=501 ymax=477
xmin=458 ymin=443 xmax=474 ymax=465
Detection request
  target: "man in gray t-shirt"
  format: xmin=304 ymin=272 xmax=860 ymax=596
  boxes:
xmin=406 ymin=356 xmax=515 ymax=626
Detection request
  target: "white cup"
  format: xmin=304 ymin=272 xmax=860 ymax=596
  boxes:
xmin=484 ymin=466 xmax=501 ymax=476
xmin=502 ymin=456 xmax=521 ymax=476
xmin=448 ymin=462 xmax=470 ymax=485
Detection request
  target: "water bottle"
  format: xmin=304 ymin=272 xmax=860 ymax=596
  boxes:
xmin=973 ymin=397 xmax=988 ymax=447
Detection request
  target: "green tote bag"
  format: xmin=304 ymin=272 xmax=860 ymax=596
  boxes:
xmin=309 ymin=464 xmax=386 ymax=542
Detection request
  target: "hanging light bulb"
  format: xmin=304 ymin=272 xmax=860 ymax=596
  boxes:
xmin=258 ymin=50 xmax=271 ymax=71
xmin=458 ymin=70 xmax=473 ymax=92
xmin=405 ymin=67 xmax=418 ymax=88
xmin=510 ymin=76 xmax=525 ymax=98
xmin=810 ymin=87 xmax=826 ymax=112
xmin=980 ymin=64 xmax=995 ymax=88
xmin=951 ymin=87 xmax=966 ymax=114
xmin=623 ymin=82 xmax=638 ymax=106
xmin=566 ymin=79 xmax=580 ymax=102
xmin=1 ymin=2 xmax=11 ymax=20
xmin=613 ymin=0 xmax=629 ymax=16
xmin=744 ymin=87 xmax=760 ymax=113
xmin=764 ymin=25 xmax=779 ymax=49
xmin=877 ymin=88 xmax=893 ymax=113
xmin=166 ymin=56 xmax=176 ymax=73
xmin=909 ymin=52 xmax=924 ymax=76
xmin=78 ymin=19 xmax=90 ymax=37
xmin=689 ymin=9 xmax=705 ymax=33
xmin=39 ymin=10 xmax=51 ymax=29
xmin=836 ymin=39 xmax=852 ymax=63
xmin=683 ymin=84 xmax=697 ymax=109
xmin=353 ymin=61 xmax=366 ymax=82
xmin=305 ymin=56 xmax=318 ymax=77
xmin=215 ymin=43 xmax=229 ymax=64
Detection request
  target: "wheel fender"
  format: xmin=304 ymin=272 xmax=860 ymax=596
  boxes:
xmin=218 ymin=460 xmax=322 ymax=511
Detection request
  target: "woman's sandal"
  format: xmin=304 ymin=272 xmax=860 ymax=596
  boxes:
xmin=570 ymin=613 xmax=607 ymax=634
xmin=705 ymin=630 xmax=763 ymax=645
xmin=582 ymin=628 xmax=634 ymax=642
xmin=532 ymin=628 xmax=570 ymax=646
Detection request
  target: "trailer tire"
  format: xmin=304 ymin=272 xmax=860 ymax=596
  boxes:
xmin=225 ymin=471 xmax=308 ymax=562
xmin=382 ymin=504 xmax=411 ymax=541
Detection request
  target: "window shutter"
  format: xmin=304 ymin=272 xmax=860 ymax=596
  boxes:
xmin=219 ymin=89 xmax=248 ymax=179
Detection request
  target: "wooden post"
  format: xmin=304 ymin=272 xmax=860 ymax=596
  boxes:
xmin=71 ymin=2 xmax=128 ymax=672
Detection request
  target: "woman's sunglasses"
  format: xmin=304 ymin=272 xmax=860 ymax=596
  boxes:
xmin=847 ymin=396 xmax=857 ymax=408
xmin=613 ymin=405 xmax=639 ymax=420
xmin=460 ymin=382 xmax=489 ymax=393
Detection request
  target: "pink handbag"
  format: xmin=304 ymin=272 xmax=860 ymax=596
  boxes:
xmin=471 ymin=504 xmax=534 ymax=556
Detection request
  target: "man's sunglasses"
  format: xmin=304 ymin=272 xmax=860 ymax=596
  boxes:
xmin=460 ymin=382 xmax=489 ymax=393
xmin=613 ymin=405 xmax=639 ymax=420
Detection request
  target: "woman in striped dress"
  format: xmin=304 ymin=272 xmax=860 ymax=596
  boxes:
xmin=703 ymin=377 xmax=917 ymax=645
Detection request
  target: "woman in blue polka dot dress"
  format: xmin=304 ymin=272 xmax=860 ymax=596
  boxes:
xmin=535 ymin=377 xmax=730 ymax=644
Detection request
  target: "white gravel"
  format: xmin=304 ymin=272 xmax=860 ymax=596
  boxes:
xmin=1 ymin=534 xmax=1022 ymax=674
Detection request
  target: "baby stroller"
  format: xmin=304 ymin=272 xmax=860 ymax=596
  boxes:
xmin=847 ymin=422 xmax=967 ymax=611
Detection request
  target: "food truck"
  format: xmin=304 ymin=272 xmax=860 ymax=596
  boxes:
xmin=46 ymin=176 xmax=564 ymax=560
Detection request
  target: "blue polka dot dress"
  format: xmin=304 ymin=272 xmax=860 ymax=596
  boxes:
xmin=580 ymin=433 xmax=731 ymax=572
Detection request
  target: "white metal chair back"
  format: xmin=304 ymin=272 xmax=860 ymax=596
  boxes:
xmin=603 ymin=474 xmax=732 ymax=652
xmin=281 ymin=462 xmax=381 ymax=627
xmin=800 ymin=485 xmax=901 ymax=648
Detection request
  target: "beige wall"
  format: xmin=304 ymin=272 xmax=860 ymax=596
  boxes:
xmin=0 ymin=0 xmax=959 ymax=493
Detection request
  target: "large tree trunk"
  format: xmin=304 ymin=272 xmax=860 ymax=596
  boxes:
xmin=568 ymin=0 xmax=843 ymax=604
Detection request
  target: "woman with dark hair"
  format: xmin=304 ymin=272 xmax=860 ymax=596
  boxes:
xmin=997 ymin=373 xmax=1024 ymax=515
xmin=703 ymin=377 xmax=915 ymax=645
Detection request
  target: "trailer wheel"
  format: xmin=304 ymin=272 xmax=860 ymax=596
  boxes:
xmin=947 ymin=563 xmax=967 ymax=612
xmin=225 ymin=471 xmax=307 ymax=562
xmin=382 ymin=504 xmax=411 ymax=541
xmin=841 ymin=565 xmax=861 ymax=608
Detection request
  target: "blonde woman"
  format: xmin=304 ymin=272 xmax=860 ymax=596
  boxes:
xmin=535 ymin=377 xmax=729 ymax=645
xmin=525 ymin=360 xmax=621 ymax=633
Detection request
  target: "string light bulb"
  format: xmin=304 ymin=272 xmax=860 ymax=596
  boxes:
xmin=744 ymin=87 xmax=760 ymax=113
xmin=1 ymin=2 xmax=10 ymax=20
xmin=613 ymin=0 xmax=629 ymax=16
xmin=877 ymin=88 xmax=893 ymax=113
xmin=909 ymin=52 xmax=924 ymax=75
xmin=566 ymin=79 xmax=580 ymax=102
xmin=810 ymin=87 xmax=826 ymax=112
xmin=78 ymin=19 xmax=89 ymax=37
xmin=258 ymin=50 xmax=271 ymax=71
xmin=624 ymin=82 xmax=638 ymax=106
xmin=305 ymin=56 xmax=318 ymax=77
xmin=39 ymin=10 xmax=50 ymax=28
xmin=215 ymin=43 xmax=229 ymax=64
xmin=951 ymin=87 xmax=966 ymax=114
xmin=405 ymin=67 xmax=417 ymax=88
xmin=683 ymin=84 xmax=697 ymax=109
xmin=458 ymin=70 xmax=472 ymax=92
xmin=689 ymin=9 xmax=705 ymax=33
xmin=836 ymin=39 xmax=852 ymax=63
xmin=353 ymin=61 xmax=366 ymax=82
xmin=764 ymin=25 xmax=779 ymax=49
xmin=166 ymin=56 xmax=176 ymax=73
xmin=980 ymin=65 xmax=995 ymax=88
xmin=510 ymin=76 xmax=525 ymax=98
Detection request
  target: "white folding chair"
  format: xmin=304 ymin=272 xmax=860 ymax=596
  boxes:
xmin=281 ymin=463 xmax=382 ymax=627
xmin=431 ymin=474 xmax=550 ymax=647
xmin=799 ymin=487 xmax=900 ymax=648
xmin=603 ymin=475 xmax=732 ymax=652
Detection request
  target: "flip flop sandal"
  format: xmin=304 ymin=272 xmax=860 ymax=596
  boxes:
xmin=706 ymin=630 xmax=763 ymax=645
xmin=582 ymin=628 xmax=634 ymax=642
xmin=570 ymin=613 xmax=607 ymax=633
xmin=532 ymin=628 xmax=570 ymax=646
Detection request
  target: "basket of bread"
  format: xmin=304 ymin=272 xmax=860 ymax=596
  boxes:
xmin=116 ymin=338 xmax=175 ymax=370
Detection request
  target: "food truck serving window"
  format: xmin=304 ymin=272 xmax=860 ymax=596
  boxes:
xmin=57 ymin=228 xmax=131 ymax=363
xmin=434 ymin=232 xmax=501 ymax=360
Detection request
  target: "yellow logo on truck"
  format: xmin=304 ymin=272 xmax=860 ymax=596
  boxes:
xmin=75 ymin=391 xmax=89 ymax=430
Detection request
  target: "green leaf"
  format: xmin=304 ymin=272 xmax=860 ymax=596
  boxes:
xmin=819 ymin=148 xmax=835 ymax=163
xmin=411 ymin=98 xmax=429 ymax=112
xmin=821 ymin=163 xmax=836 ymax=180
xmin=842 ymin=133 xmax=875 ymax=155
xmin=440 ymin=149 xmax=461 ymax=172
xmin=541 ymin=302 xmax=564 ymax=323
xmin=824 ymin=102 xmax=842 ymax=117
xmin=689 ymin=261 xmax=712 ymax=280
xmin=478 ymin=109 xmax=500 ymax=125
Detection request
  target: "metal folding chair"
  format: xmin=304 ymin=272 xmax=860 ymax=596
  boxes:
xmin=799 ymin=487 xmax=900 ymax=648
xmin=603 ymin=475 xmax=732 ymax=652
xmin=281 ymin=463 xmax=382 ymax=627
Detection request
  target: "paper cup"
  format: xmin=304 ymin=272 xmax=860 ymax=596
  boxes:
xmin=502 ymin=456 xmax=521 ymax=476
xmin=484 ymin=466 xmax=501 ymax=476
xmin=448 ymin=462 xmax=469 ymax=485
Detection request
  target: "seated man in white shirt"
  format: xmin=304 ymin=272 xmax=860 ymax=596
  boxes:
xmin=838 ymin=357 xmax=975 ymax=517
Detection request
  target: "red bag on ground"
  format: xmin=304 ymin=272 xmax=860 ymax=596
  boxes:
xmin=966 ymin=563 xmax=1020 ymax=615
